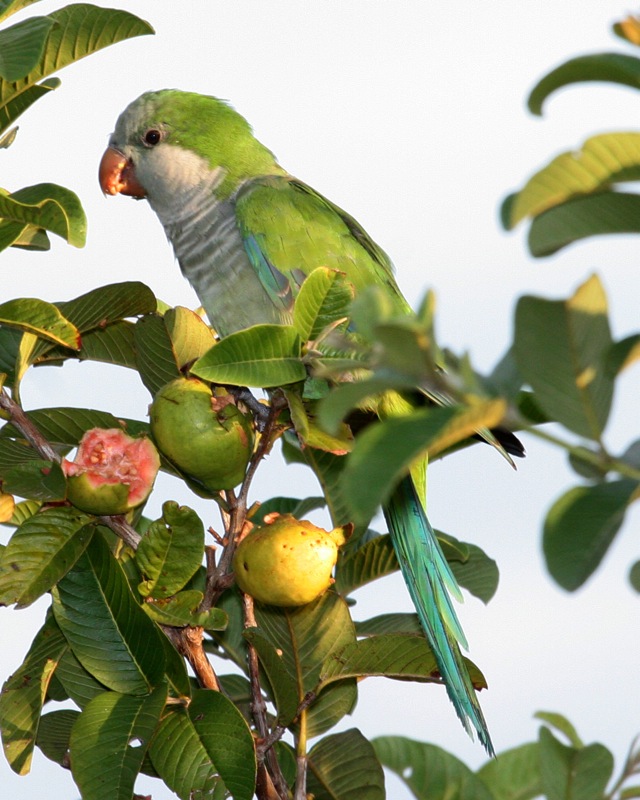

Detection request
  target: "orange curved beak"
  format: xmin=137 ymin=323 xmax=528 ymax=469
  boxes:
xmin=99 ymin=146 xmax=146 ymax=198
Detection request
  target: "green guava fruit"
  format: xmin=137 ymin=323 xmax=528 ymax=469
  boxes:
xmin=62 ymin=428 xmax=160 ymax=515
xmin=150 ymin=378 xmax=254 ymax=491
xmin=233 ymin=513 xmax=347 ymax=606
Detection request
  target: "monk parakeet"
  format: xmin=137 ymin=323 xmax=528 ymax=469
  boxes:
xmin=100 ymin=89 xmax=519 ymax=754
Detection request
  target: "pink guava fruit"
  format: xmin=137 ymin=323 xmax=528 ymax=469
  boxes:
xmin=62 ymin=428 xmax=160 ymax=515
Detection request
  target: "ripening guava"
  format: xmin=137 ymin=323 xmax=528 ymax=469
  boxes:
xmin=233 ymin=513 xmax=347 ymax=606
xmin=150 ymin=378 xmax=254 ymax=491
xmin=62 ymin=428 xmax=160 ymax=515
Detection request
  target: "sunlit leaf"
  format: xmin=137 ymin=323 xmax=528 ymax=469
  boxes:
xmin=192 ymin=324 xmax=305 ymax=387
xmin=0 ymin=184 xmax=86 ymax=248
xmin=0 ymin=297 xmax=79 ymax=348
xmin=0 ymin=16 xmax=55 ymax=82
xmin=293 ymin=266 xmax=353 ymax=341
xmin=0 ymin=614 xmax=67 ymax=774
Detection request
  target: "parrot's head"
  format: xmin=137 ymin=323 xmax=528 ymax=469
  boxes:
xmin=99 ymin=89 xmax=281 ymax=210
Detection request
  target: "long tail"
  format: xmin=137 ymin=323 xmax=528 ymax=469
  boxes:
xmin=383 ymin=475 xmax=494 ymax=756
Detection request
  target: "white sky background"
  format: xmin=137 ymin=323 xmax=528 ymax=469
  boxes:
xmin=1 ymin=1 xmax=640 ymax=798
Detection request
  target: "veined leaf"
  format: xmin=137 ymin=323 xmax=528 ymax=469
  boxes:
xmin=528 ymin=54 xmax=640 ymax=116
xmin=69 ymin=685 xmax=167 ymax=800
xmin=0 ymin=16 xmax=56 ymax=82
xmin=0 ymin=506 xmax=93 ymax=608
xmin=2 ymin=458 xmax=66 ymax=502
xmin=0 ymin=5 xmax=154 ymax=134
xmin=293 ymin=266 xmax=353 ymax=341
xmin=307 ymin=729 xmax=385 ymax=800
xmin=193 ymin=323 xmax=306 ymax=387
xmin=143 ymin=591 xmax=227 ymax=630
xmin=134 ymin=314 xmax=181 ymax=396
xmin=57 ymin=281 xmax=157 ymax=331
xmin=0 ymin=2 xmax=43 ymax=25
xmin=136 ymin=501 xmax=205 ymax=599
xmin=527 ymin=192 xmax=640 ymax=257
xmin=318 ymin=633 xmax=487 ymax=691
xmin=374 ymin=736 xmax=493 ymax=800
xmin=36 ymin=709 xmax=80 ymax=766
xmin=284 ymin=389 xmax=353 ymax=454
xmin=0 ymin=184 xmax=86 ymax=248
xmin=504 ymin=132 xmax=640 ymax=229
xmin=164 ymin=305 xmax=216 ymax=370
xmin=0 ymin=613 xmax=68 ymax=774
xmin=355 ymin=613 xmax=422 ymax=636
xmin=543 ymin=479 xmax=639 ymax=591
xmin=52 ymin=531 xmax=166 ymax=695
xmin=0 ymin=297 xmax=79 ymax=348
xmin=514 ymin=275 xmax=613 ymax=440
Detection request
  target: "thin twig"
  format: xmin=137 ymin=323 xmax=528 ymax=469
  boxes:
xmin=242 ymin=592 xmax=289 ymax=800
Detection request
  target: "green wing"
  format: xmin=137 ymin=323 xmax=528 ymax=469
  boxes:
xmin=234 ymin=175 xmax=410 ymax=317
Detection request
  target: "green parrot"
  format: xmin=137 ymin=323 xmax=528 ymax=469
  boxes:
xmin=100 ymin=89 xmax=520 ymax=755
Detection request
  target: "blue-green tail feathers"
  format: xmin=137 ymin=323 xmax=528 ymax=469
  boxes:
xmin=383 ymin=476 xmax=495 ymax=756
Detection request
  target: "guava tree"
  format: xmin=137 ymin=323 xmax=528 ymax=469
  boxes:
xmin=0 ymin=4 xmax=639 ymax=800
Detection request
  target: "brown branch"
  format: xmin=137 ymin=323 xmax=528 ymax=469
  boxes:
xmin=162 ymin=625 xmax=220 ymax=691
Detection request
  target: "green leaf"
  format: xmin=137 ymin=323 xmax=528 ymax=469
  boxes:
xmin=52 ymin=531 xmax=166 ymax=694
xmin=535 ymin=711 xmax=583 ymax=748
xmin=192 ymin=324 xmax=306 ymax=387
xmin=0 ymin=2 xmax=43 ymax=24
xmin=57 ymin=281 xmax=157 ymax=332
xmin=0 ymin=16 xmax=56 ymax=82
xmin=527 ymin=193 xmax=640 ymax=257
xmin=133 ymin=313 xmax=181 ymax=396
xmin=136 ymin=501 xmax=205 ymax=599
xmin=0 ymin=5 xmax=154 ymax=134
xmin=543 ymin=479 xmax=638 ymax=591
xmin=187 ymin=689 xmax=256 ymax=800
xmin=308 ymin=729 xmax=385 ymax=800
xmin=293 ymin=266 xmax=353 ymax=341
xmin=374 ymin=735 xmax=493 ymax=800
xmin=355 ymin=613 xmax=422 ymax=636
xmin=505 ymin=133 xmax=640 ymax=228
xmin=449 ymin=542 xmax=499 ymax=604
xmin=253 ymin=592 xmax=357 ymax=728
xmin=0 ymin=506 xmax=93 ymax=607
xmin=54 ymin=648 xmax=108 ymax=709
xmin=249 ymin=495 xmax=326 ymax=525
xmin=318 ymin=376 xmax=411 ymax=435
xmin=528 ymin=54 xmax=640 ymax=116
xmin=335 ymin=533 xmax=399 ymax=594
xmin=608 ymin=333 xmax=640 ymax=376
xmin=148 ymin=705 xmax=223 ymax=799
xmin=538 ymin=727 xmax=614 ymax=800
xmin=48 ymin=320 xmax=138 ymax=370
xmin=0 ymin=613 xmax=67 ymax=774
xmin=0 ymin=407 xmax=149 ymax=447
xmin=165 ymin=305 xmax=216 ymax=369
xmin=143 ymin=590 xmax=227 ymax=630
xmin=0 ymin=183 xmax=86 ymax=248
xmin=343 ymin=401 xmax=506 ymax=525
xmin=284 ymin=389 xmax=353 ymax=454
xmin=0 ymin=297 xmax=79 ymax=348
xmin=629 ymin=560 xmax=640 ymax=592
xmin=319 ymin=633 xmax=487 ymax=691
xmin=36 ymin=709 xmax=79 ymax=765
xmin=2 ymin=458 xmax=66 ymax=502
xmin=477 ymin=742 xmax=542 ymax=800
xmin=514 ymin=275 xmax=613 ymax=440
xmin=70 ymin=685 xmax=167 ymax=800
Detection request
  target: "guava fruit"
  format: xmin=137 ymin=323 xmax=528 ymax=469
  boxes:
xmin=150 ymin=378 xmax=254 ymax=491
xmin=233 ymin=513 xmax=347 ymax=606
xmin=62 ymin=428 xmax=160 ymax=515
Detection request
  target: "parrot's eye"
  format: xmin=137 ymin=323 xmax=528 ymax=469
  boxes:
xmin=142 ymin=129 xmax=162 ymax=147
